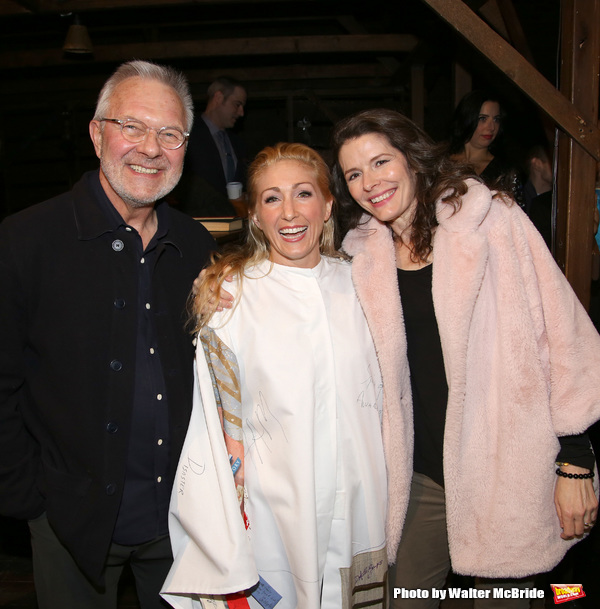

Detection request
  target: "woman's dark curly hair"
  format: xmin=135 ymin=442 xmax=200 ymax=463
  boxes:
xmin=330 ymin=108 xmax=477 ymax=262
xmin=447 ymin=90 xmax=506 ymax=156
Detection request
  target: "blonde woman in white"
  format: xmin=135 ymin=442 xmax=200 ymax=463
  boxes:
xmin=162 ymin=143 xmax=388 ymax=609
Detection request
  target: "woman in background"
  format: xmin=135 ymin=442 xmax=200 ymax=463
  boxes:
xmin=448 ymin=90 xmax=522 ymax=204
xmin=162 ymin=142 xmax=387 ymax=609
xmin=331 ymin=108 xmax=600 ymax=608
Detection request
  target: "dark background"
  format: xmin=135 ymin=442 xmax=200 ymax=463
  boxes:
xmin=0 ymin=0 xmax=560 ymax=219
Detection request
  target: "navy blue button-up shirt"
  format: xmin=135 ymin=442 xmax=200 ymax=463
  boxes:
xmin=94 ymin=183 xmax=175 ymax=545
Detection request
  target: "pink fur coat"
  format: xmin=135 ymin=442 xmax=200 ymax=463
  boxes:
xmin=342 ymin=179 xmax=600 ymax=578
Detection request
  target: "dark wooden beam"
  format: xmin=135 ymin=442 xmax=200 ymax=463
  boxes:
xmin=239 ymin=86 xmax=404 ymax=100
xmin=490 ymin=0 xmax=555 ymax=143
xmin=477 ymin=0 xmax=510 ymax=39
xmin=0 ymin=33 xmax=418 ymax=69
xmin=555 ymin=0 xmax=600 ymax=307
xmin=495 ymin=0 xmax=536 ymax=64
xmin=336 ymin=14 xmax=401 ymax=74
xmin=10 ymin=0 xmax=306 ymax=13
xmin=420 ymin=0 xmax=600 ymax=161
xmin=0 ymin=0 xmax=35 ymax=14
xmin=0 ymin=64 xmax=398 ymax=113
xmin=2 ymin=63 xmax=392 ymax=95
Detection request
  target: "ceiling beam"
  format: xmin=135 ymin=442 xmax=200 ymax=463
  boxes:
xmin=0 ymin=0 xmax=36 ymax=15
xmin=336 ymin=14 xmax=401 ymax=74
xmin=421 ymin=0 xmax=600 ymax=160
xmin=1 ymin=63 xmax=393 ymax=104
xmin=495 ymin=0 xmax=536 ymax=64
xmin=2 ymin=0 xmax=319 ymax=14
xmin=477 ymin=0 xmax=510 ymax=39
xmin=0 ymin=33 xmax=418 ymax=69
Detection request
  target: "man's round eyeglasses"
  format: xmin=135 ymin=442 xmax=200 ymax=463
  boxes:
xmin=99 ymin=118 xmax=189 ymax=150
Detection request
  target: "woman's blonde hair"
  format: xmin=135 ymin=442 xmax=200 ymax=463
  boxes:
xmin=191 ymin=142 xmax=343 ymax=331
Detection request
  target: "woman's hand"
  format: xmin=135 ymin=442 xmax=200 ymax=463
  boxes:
xmin=193 ymin=269 xmax=234 ymax=312
xmin=554 ymin=464 xmax=598 ymax=539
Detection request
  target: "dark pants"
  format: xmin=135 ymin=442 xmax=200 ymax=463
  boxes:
xmin=29 ymin=513 xmax=172 ymax=609
xmin=388 ymin=472 xmax=534 ymax=609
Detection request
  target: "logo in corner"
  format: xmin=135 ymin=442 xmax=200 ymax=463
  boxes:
xmin=550 ymin=584 xmax=585 ymax=604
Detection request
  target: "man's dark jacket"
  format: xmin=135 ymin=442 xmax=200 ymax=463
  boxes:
xmin=185 ymin=117 xmax=247 ymax=196
xmin=173 ymin=118 xmax=247 ymax=217
xmin=0 ymin=171 xmax=216 ymax=583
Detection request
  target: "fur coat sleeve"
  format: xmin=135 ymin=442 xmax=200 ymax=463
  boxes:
xmin=343 ymin=179 xmax=600 ymax=577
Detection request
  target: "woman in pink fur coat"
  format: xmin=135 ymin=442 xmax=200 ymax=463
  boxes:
xmin=330 ymin=108 xmax=600 ymax=608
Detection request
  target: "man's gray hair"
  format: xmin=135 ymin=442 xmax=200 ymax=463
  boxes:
xmin=207 ymin=75 xmax=244 ymax=102
xmin=94 ymin=60 xmax=194 ymax=132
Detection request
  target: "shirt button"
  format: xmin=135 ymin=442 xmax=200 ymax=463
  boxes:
xmin=157 ymin=476 xmax=162 ymax=483
xmin=110 ymin=359 xmax=123 ymax=371
xmin=145 ymin=303 xmax=151 ymax=310
xmin=105 ymin=483 xmax=117 ymax=495
xmin=125 ymin=227 xmax=132 ymax=232
xmin=140 ymin=257 xmax=145 ymax=264
xmin=112 ymin=239 xmax=124 ymax=252
xmin=114 ymin=298 xmax=126 ymax=309
xmin=106 ymin=421 xmax=119 ymax=433
xmin=157 ymin=394 xmax=163 ymax=401
xmin=157 ymin=439 xmax=163 ymax=446
xmin=149 ymin=348 xmax=155 ymax=355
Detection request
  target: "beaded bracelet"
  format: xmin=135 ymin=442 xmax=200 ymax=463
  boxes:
xmin=555 ymin=468 xmax=595 ymax=479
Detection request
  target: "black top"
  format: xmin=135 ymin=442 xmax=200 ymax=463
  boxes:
xmin=527 ymin=190 xmax=553 ymax=249
xmin=480 ymin=156 xmax=525 ymax=209
xmin=174 ymin=116 xmax=247 ymax=217
xmin=396 ymin=261 xmax=595 ymax=485
xmin=397 ymin=264 xmax=448 ymax=487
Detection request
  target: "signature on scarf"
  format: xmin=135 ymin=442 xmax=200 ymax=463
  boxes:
xmin=244 ymin=391 xmax=288 ymax=464
xmin=178 ymin=455 xmax=206 ymax=495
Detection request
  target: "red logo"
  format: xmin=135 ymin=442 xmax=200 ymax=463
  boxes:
xmin=550 ymin=584 xmax=586 ymax=604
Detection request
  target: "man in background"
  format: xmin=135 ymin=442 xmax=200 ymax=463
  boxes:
xmin=524 ymin=144 xmax=554 ymax=248
xmin=0 ymin=60 xmax=215 ymax=609
xmin=175 ymin=75 xmax=247 ymax=217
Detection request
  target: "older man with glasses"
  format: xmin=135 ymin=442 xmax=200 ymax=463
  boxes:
xmin=0 ymin=60 xmax=216 ymax=609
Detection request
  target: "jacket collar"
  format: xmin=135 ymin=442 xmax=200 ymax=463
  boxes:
xmin=72 ymin=170 xmax=177 ymax=253
xmin=72 ymin=171 xmax=117 ymax=241
xmin=436 ymin=178 xmax=491 ymax=233
xmin=342 ymin=177 xmax=492 ymax=258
